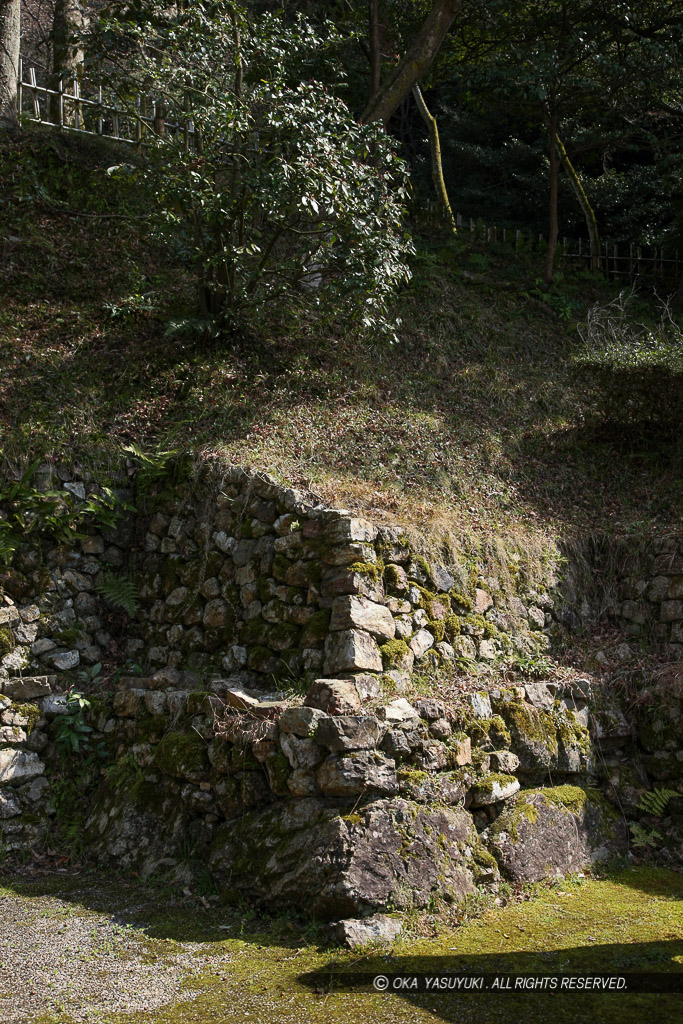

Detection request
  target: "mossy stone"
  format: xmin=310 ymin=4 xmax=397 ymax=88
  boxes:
xmin=154 ymin=730 xmax=210 ymax=781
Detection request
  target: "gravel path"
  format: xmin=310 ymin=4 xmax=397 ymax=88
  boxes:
xmin=0 ymin=876 xmax=233 ymax=1023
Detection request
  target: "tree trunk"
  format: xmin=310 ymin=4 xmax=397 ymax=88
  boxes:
xmin=412 ymin=83 xmax=455 ymax=232
xmin=0 ymin=0 xmax=20 ymax=124
xmin=544 ymin=114 xmax=560 ymax=285
xmin=556 ymin=135 xmax=601 ymax=272
xmin=368 ymin=0 xmax=381 ymax=105
xmin=361 ymin=0 xmax=462 ymax=125
xmin=49 ymin=0 xmax=88 ymax=125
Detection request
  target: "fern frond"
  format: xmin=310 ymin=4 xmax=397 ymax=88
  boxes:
xmin=95 ymin=573 xmax=139 ymax=616
xmin=636 ymin=788 xmax=678 ymax=817
xmin=629 ymin=822 xmax=662 ymax=849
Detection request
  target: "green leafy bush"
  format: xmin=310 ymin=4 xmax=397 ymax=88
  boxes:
xmin=94 ymin=2 xmax=413 ymax=340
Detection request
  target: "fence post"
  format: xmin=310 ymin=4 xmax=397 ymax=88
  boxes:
xmin=17 ymin=56 xmax=22 ymax=119
xmin=58 ymin=77 xmax=64 ymax=127
xmin=73 ymin=78 xmax=81 ymax=130
xmin=98 ymin=84 xmax=103 ymax=135
xmin=28 ymin=67 xmax=40 ymax=119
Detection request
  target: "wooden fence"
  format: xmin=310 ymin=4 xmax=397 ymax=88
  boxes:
xmin=17 ymin=58 xmax=195 ymax=149
xmin=452 ymin=212 xmax=681 ymax=288
xmin=16 ymin=58 xmax=681 ymax=289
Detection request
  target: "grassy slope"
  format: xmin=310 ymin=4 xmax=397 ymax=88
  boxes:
xmin=2 ymin=866 xmax=681 ymax=1024
xmin=1 ymin=126 xmax=681 ymax=554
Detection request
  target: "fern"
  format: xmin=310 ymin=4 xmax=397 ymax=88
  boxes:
xmin=629 ymin=822 xmax=662 ymax=849
xmin=636 ymin=788 xmax=678 ymax=817
xmin=95 ymin=573 xmax=139 ymax=616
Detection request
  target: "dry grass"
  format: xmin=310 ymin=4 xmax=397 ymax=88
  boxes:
xmin=1 ymin=126 xmax=681 ymax=566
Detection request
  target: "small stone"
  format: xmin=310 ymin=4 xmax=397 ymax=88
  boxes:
xmin=49 ymin=649 xmax=80 ymax=671
xmin=378 ymin=698 xmax=419 ymax=730
xmin=42 ymin=695 xmax=69 ymax=716
xmin=18 ymin=604 xmax=41 ymax=623
xmin=478 ymin=639 xmax=497 ymax=660
xmin=287 ymin=769 xmax=319 ymax=797
xmin=324 ymin=629 xmax=383 ymax=674
xmin=435 ymin=641 xmax=455 ymax=661
xmin=409 ymin=628 xmax=434 ymax=659
xmin=0 ymin=791 xmax=22 ymax=818
xmin=222 ymin=689 xmax=287 ymax=717
xmin=429 ymin=717 xmax=452 ymax=740
xmin=490 ymin=750 xmax=520 ymax=773
xmin=429 ymin=564 xmax=455 ymax=592
xmin=222 ymin=646 xmax=247 ymax=671
xmin=466 ymin=692 xmax=492 ymax=719
xmin=0 ymin=606 xmax=19 ymax=625
xmin=316 ymin=751 xmax=398 ymax=796
xmin=527 ymin=606 xmax=546 ymax=630
xmin=334 ymin=914 xmax=403 ymax=949
xmin=329 ymin=595 xmax=395 ymax=641
xmin=305 ymin=679 xmax=362 ymax=715
xmin=474 ymin=588 xmax=493 ymax=614
xmin=316 ymin=715 xmax=386 ymax=752
xmin=0 ymin=749 xmax=45 ymax=785
xmin=451 ymin=737 xmax=472 ymax=766
xmin=351 ymin=674 xmax=382 ymax=701
xmin=279 ymin=706 xmax=328 ymax=736
xmin=280 ymin=733 xmax=324 ymax=771
xmin=166 ymin=587 xmax=189 ymax=607
xmin=469 ymin=774 xmax=520 ymax=807
xmin=508 ymin=596 xmax=528 ymax=618
xmin=203 ymin=598 xmax=229 ymax=628
xmin=200 ymin=577 xmax=221 ymax=599
xmin=414 ymin=698 xmax=445 ymax=721
xmin=63 ymin=481 xmax=86 ymax=500
xmin=524 ymin=683 xmax=553 ymax=709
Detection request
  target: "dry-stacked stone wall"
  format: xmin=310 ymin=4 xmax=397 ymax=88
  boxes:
xmin=0 ymin=669 xmax=647 ymax=920
xmin=1 ymin=462 xmax=681 ymax=934
xmin=1 ymin=464 xmax=561 ymax=695
xmin=615 ymin=533 xmax=683 ymax=657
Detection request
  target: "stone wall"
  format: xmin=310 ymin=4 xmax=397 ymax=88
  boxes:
xmin=1 ymin=663 xmax=681 ymax=928
xmin=615 ymin=534 xmax=683 ymax=658
xmin=1 ymin=462 xmax=560 ymax=694
xmin=1 ymin=461 xmax=682 ymax=936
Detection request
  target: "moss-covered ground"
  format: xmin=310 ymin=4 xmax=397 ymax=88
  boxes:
xmin=1 ymin=865 xmax=680 ymax=1023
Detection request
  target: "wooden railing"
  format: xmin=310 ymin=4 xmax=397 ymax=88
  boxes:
xmin=17 ymin=58 xmax=195 ymax=148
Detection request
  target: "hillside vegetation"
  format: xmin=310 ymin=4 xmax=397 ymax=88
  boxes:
xmin=1 ymin=127 xmax=681 ymax=553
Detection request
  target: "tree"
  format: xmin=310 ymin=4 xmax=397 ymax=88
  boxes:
xmin=450 ymin=0 xmax=683 ymax=282
xmin=361 ymin=0 xmax=462 ymax=125
xmin=412 ymin=81 xmax=455 ymax=230
xmin=49 ymin=0 xmax=88 ymax=124
xmin=0 ymin=0 xmax=20 ymax=123
xmin=96 ymin=2 xmax=414 ymax=338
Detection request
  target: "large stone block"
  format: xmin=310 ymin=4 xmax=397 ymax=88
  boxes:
xmin=317 ymin=751 xmax=398 ymax=796
xmin=1 ymin=676 xmax=53 ymax=701
xmin=484 ymin=787 xmax=626 ymax=882
xmin=330 ymin=596 xmax=395 ymax=641
xmin=316 ymin=716 xmax=387 ymax=752
xmin=324 ymin=629 xmax=383 ymax=674
xmin=209 ymin=797 xmax=482 ymax=918
xmin=305 ymin=679 xmax=362 ymax=715
xmin=323 ymin=518 xmax=378 ymax=544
